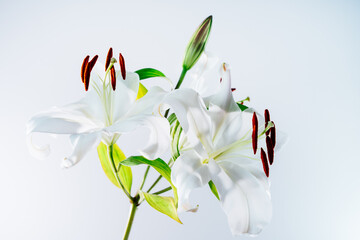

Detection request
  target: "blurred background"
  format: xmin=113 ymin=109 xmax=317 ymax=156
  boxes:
xmin=1 ymin=0 xmax=359 ymax=239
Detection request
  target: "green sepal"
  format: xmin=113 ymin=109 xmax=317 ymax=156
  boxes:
xmin=135 ymin=68 xmax=166 ymax=80
xmin=120 ymin=156 xmax=178 ymax=205
xmin=183 ymin=15 xmax=213 ymax=71
xmin=97 ymin=142 xmax=132 ymax=193
xmin=236 ymin=102 xmax=249 ymax=111
xmin=140 ymin=191 xmax=182 ymax=223
xmin=208 ymin=180 xmax=220 ymax=200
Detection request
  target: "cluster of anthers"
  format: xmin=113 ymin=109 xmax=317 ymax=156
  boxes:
xmin=252 ymin=109 xmax=276 ymax=177
xmin=80 ymin=47 xmax=127 ymax=91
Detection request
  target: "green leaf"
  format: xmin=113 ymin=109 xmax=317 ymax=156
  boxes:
xmin=97 ymin=142 xmax=132 ymax=193
xmin=136 ymin=82 xmax=148 ymax=100
xmin=141 ymin=191 xmax=182 ymax=223
xmin=236 ymin=102 xmax=249 ymax=111
xmin=135 ymin=68 xmax=166 ymax=80
xmin=121 ymin=156 xmax=171 ymax=183
xmin=120 ymin=156 xmax=178 ymax=204
xmin=110 ymin=144 xmax=132 ymax=193
xmin=208 ymin=180 xmax=220 ymax=200
xmin=183 ymin=15 xmax=213 ymax=71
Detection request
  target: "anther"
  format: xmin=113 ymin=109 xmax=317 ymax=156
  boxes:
xmin=84 ymin=55 xmax=98 ymax=91
xmin=119 ymin=53 xmax=126 ymax=80
xmin=81 ymin=55 xmax=90 ymax=83
xmin=252 ymin=112 xmax=258 ymax=154
xmin=270 ymin=122 xmax=276 ymax=148
xmin=260 ymin=148 xmax=269 ymax=177
xmin=264 ymin=109 xmax=270 ymax=136
xmin=105 ymin=48 xmax=113 ymax=71
xmin=110 ymin=66 xmax=116 ymax=91
xmin=231 ymin=88 xmax=236 ymax=92
xmin=266 ymin=136 xmax=274 ymax=165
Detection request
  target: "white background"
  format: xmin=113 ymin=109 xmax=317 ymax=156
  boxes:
xmin=1 ymin=0 xmax=359 ymax=239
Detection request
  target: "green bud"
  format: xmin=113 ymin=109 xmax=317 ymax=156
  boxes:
xmin=183 ymin=15 xmax=213 ymax=71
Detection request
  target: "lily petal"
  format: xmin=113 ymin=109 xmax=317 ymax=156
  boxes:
xmin=62 ymin=132 xmax=101 ymax=168
xmin=164 ymin=88 xmax=213 ymax=153
xmin=211 ymin=160 xmax=272 ymax=236
xmin=171 ymin=149 xmax=217 ymax=212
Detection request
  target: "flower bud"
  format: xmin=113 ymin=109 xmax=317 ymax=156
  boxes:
xmin=182 ymin=15 xmax=213 ymax=71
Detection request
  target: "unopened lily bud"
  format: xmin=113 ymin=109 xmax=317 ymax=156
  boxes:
xmin=183 ymin=15 xmax=213 ymax=71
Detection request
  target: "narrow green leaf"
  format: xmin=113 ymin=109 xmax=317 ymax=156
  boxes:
xmin=208 ymin=180 xmax=220 ymax=200
xmin=141 ymin=191 xmax=182 ymax=223
xmin=97 ymin=142 xmax=132 ymax=193
xmin=121 ymin=156 xmax=178 ymax=205
xmin=135 ymin=68 xmax=166 ymax=80
xmin=236 ymin=102 xmax=249 ymax=111
xmin=111 ymin=144 xmax=132 ymax=193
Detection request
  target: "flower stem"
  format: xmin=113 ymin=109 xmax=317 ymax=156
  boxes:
xmin=122 ymin=196 xmax=139 ymax=240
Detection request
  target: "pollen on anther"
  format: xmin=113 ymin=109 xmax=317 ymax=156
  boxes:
xmin=260 ymin=148 xmax=269 ymax=177
xmin=252 ymin=112 xmax=258 ymax=154
xmin=266 ymin=136 xmax=274 ymax=165
xmin=264 ymin=109 xmax=270 ymax=136
xmin=270 ymin=122 xmax=276 ymax=148
xmin=105 ymin=48 xmax=113 ymax=71
xmin=119 ymin=53 xmax=126 ymax=80
xmin=81 ymin=55 xmax=90 ymax=83
xmin=84 ymin=55 xmax=98 ymax=91
xmin=110 ymin=66 xmax=116 ymax=91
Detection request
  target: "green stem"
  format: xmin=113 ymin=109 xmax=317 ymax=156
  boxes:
xmin=122 ymin=198 xmax=138 ymax=240
xmin=139 ymin=166 xmax=150 ymax=190
xmin=152 ymin=186 xmax=172 ymax=195
xmin=146 ymin=175 xmax=162 ymax=193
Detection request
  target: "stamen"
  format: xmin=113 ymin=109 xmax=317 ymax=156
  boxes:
xmin=264 ymin=109 xmax=270 ymax=136
xmin=231 ymin=88 xmax=236 ymax=92
xmin=84 ymin=55 xmax=98 ymax=91
xmin=252 ymin=112 xmax=258 ymax=154
xmin=110 ymin=66 xmax=116 ymax=90
xmin=260 ymin=148 xmax=269 ymax=177
xmin=266 ymin=136 xmax=274 ymax=165
xmin=81 ymin=55 xmax=90 ymax=83
xmin=105 ymin=48 xmax=113 ymax=71
xmin=220 ymin=78 xmax=222 ymax=83
xmin=119 ymin=53 xmax=126 ymax=80
xmin=270 ymin=122 xmax=276 ymax=148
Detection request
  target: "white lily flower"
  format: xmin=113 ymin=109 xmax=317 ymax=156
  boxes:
xmin=27 ymin=49 xmax=170 ymax=168
xmin=164 ymin=64 xmax=285 ymax=236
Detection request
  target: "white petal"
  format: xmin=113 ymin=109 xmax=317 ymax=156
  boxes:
xmin=171 ymin=149 xmax=216 ymax=212
xmin=105 ymin=115 xmax=170 ymax=159
xmin=164 ymin=88 xmax=213 ymax=153
xmin=211 ymin=160 xmax=272 ymax=236
xmin=112 ymin=71 xmax=140 ymax=121
xmin=208 ymin=63 xmax=238 ymax=112
xmin=62 ymin=132 xmax=101 ymax=168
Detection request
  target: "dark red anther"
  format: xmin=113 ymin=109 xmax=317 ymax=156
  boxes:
xmin=110 ymin=66 xmax=116 ymax=91
xmin=266 ymin=136 xmax=274 ymax=165
xmin=81 ymin=55 xmax=90 ymax=83
xmin=252 ymin=112 xmax=258 ymax=154
xmin=84 ymin=55 xmax=98 ymax=91
xmin=220 ymin=78 xmax=222 ymax=83
xmin=260 ymin=148 xmax=269 ymax=177
xmin=270 ymin=122 xmax=276 ymax=148
xmin=119 ymin=53 xmax=126 ymax=80
xmin=105 ymin=47 xmax=113 ymax=71
xmin=264 ymin=109 xmax=270 ymax=136
xmin=231 ymin=88 xmax=236 ymax=92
